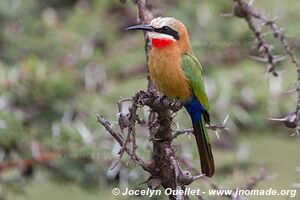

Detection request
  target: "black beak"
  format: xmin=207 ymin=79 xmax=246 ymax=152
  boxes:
xmin=125 ymin=24 xmax=154 ymax=32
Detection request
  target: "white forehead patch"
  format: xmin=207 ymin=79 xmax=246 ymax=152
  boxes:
xmin=150 ymin=17 xmax=175 ymax=29
xmin=149 ymin=17 xmax=176 ymax=41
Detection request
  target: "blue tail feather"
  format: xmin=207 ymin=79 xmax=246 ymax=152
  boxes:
xmin=184 ymin=96 xmax=215 ymax=177
xmin=184 ymin=96 xmax=204 ymax=122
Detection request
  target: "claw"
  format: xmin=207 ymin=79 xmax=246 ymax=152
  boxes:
xmin=158 ymin=95 xmax=167 ymax=104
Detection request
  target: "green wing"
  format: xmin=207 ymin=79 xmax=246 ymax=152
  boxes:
xmin=181 ymin=53 xmax=215 ymax=177
xmin=180 ymin=53 xmax=209 ymax=110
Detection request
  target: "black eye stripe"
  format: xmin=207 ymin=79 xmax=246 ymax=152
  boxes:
xmin=154 ymin=26 xmax=180 ymax=40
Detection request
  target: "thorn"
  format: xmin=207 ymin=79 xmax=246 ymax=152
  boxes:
xmin=289 ymin=131 xmax=299 ymax=137
xmin=260 ymin=31 xmax=272 ymax=37
xmin=224 ymin=127 xmax=231 ymax=132
xmin=193 ymin=174 xmax=205 ymax=180
xmin=215 ymin=130 xmax=220 ymax=140
xmin=222 ymin=114 xmax=230 ymax=125
xmin=258 ymin=45 xmax=265 ymax=54
xmin=176 ymin=122 xmax=180 ymax=130
xmin=273 ymin=55 xmax=286 ymax=63
xmin=220 ymin=13 xmax=233 ymax=17
xmin=250 ymin=55 xmax=268 ymax=63
xmin=267 ymin=112 xmax=296 ymax=128
xmin=266 ymin=117 xmax=286 ymax=122
xmin=290 ymin=132 xmax=295 ymax=136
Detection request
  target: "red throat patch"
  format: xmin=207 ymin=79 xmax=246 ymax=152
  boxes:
xmin=151 ymin=38 xmax=173 ymax=48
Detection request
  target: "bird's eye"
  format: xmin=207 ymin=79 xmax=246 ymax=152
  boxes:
xmin=162 ymin=26 xmax=169 ymax=31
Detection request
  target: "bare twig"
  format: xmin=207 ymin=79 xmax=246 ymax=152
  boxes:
xmin=97 ymin=114 xmax=151 ymax=172
xmin=172 ymin=115 xmax=230 ymax=140
xmin=97 ymin=114 xmax=124 ymax=145
xmin=172 ymin=124 xmax=228 ymax=140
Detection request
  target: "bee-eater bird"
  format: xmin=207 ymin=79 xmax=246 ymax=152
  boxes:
xmin=126 ymin=17 xmax=215 ymax=177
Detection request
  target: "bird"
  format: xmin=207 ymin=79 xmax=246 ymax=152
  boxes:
xmin=125 ymin=17 xmax=215 ymax=177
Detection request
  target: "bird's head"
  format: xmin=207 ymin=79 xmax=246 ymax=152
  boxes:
xmin=126 ymin=17 xmax=190 ymax=52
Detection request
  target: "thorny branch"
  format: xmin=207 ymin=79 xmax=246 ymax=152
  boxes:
xmin=233 ymin=0 xmax=300 ymax=133
xmin=98 ymin=90 xmax=205 ymax=199
xmin=98 ymin=0 xmax=199 ymax=199
xmin=97 ymin=114 xmax=151 ymax=172
xmin=97 ymin=0 xmax=271 ymax=199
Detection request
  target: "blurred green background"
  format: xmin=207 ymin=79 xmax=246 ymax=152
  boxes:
xmin=0 ymin=0 xmax=299 ymax=199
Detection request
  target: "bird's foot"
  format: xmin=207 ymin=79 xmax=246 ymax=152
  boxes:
xmin=157 ymin=95 xmax=167 ymax=104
